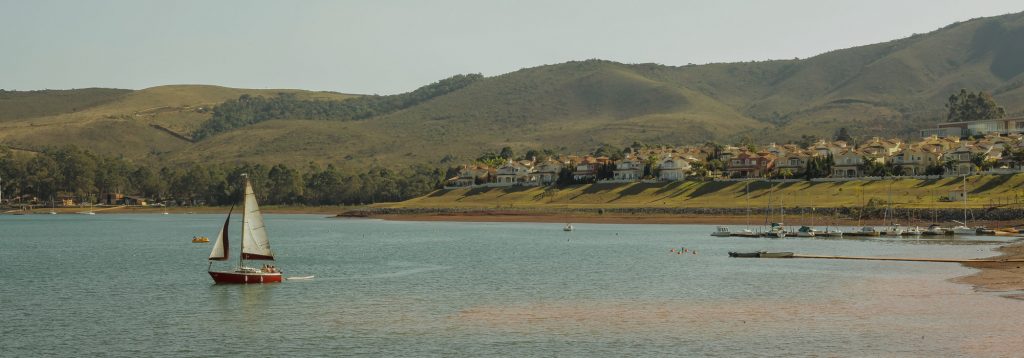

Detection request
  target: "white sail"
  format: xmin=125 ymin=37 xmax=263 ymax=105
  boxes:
xmin=208 ymin=206 xmax=232 ymax=261
xmin=241 ymin=179 xmax=274 ymax=260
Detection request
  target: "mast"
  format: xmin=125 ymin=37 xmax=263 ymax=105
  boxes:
xmin=745 ymin=181 xmax=750 ymax=229
xmin=239 ymin=174 xmax=248 ymax=269
xmin=780 ymin=182 xmax=784 ymax=225
xmin=963 ymin=175 xmax=968 ymax=226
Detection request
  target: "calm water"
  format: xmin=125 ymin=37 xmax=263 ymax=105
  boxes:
xmin=2 ymin=214 xmax=1024 ymax=356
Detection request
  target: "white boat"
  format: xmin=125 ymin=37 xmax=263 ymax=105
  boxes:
xmin=951 ymin=176 xmax=974 ymax=235
xmin=563 ymin=223 xmax=574 ymax=232
xmin=882 ymin=224 xmax=904 ymax=236
xmin=762 ymin=222 xmax=786 ymax=238
xmin=796 ymin=225 xmax=816 ymax=237
xmin=819 ymin=228 xmax=844 ymax=237
xmin=711 ymin=226 xmax=732 ymax=237
xmin=902 ymin=226 xmax=923 ymax=236
xmin=922 ymin=224 xmax=948 ymax=236
xmin=950 ymin=222 xmax=975 ymax=235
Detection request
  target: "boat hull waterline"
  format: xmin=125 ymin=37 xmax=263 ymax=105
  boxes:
xmin=209 ymin=270 xmax=283 ymax=284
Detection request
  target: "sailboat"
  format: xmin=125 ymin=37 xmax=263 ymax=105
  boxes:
xmin=207 ymin=175 xmax=283 ymax=284
xmin=881 ymin=181 xmax=904 ymax=236
xmin=950 ymin=175 xmax=974 ymax=235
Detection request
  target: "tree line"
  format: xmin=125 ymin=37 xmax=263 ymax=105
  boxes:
xmin=192 ymin=74 xmax=483 ymax=140
xmin=0 ymin=146 xmax=448 ymax=206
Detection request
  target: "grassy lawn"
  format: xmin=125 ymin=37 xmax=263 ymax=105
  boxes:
xmin=384 ymin=174 xmax=1024 ymax=210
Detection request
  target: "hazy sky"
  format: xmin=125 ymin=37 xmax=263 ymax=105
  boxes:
xmin=2 ymin=0 xmax=1022 ymax=94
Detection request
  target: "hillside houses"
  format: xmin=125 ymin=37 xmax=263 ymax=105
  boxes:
xmin=447 ymin=133 xmax=1024 ymax=188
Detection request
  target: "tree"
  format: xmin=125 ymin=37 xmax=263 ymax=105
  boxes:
xmin=834 ymin=127 xmax=852 ymax=142
xmin=946 ymin=89 xmax=1006 ymax=122
xmin=499 ymin=146 xmax=514 ymax=160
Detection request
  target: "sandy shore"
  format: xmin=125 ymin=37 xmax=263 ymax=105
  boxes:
xmin=956 ymin=242 xmax=1024 ymax=296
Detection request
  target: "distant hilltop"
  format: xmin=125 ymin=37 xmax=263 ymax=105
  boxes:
xmin=2 ymin=11 xmax=1024 ymax=171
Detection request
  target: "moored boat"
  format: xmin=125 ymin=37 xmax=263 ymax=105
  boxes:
xmin=922 ymin=224 xmax=949 ymax=236
xmin=207 ymin=174 xmax=283 ymax=284
xmin=847 ymin=226 xmax=880 ymax=237
xmin=192 ymin=236 xmax=209 ymax=243
xmin=796 ymin=225 xmax=816 ymax=237
xmin=711 ymin=226 xmax=732 ymax=237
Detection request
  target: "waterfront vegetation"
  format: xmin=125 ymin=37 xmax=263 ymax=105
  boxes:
xmin=0 ymin=145 xmax=447 ymax=206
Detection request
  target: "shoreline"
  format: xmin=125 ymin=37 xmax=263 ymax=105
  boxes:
xmin=346 ymin=210 xmax=1024 ymax=229
xmin=956 ymin=241 xmax=1024 ymax=297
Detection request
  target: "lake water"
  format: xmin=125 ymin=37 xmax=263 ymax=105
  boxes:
xmin=2 ymin=214 xmax=1024 ymax=356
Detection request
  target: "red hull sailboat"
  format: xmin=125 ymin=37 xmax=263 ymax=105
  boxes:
xmin=207 ymin=174 xmax=283 ymax=284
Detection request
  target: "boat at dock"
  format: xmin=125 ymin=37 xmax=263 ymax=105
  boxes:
xmin=846 ymin=226 xmax=880 ymax=237
xmin=761 ymin=222 xmax=786 ymax=238
xmin=711 ymin=226 xmax=732 ymax=237
xmin=796 ymin=225 xmax=816 ymax=237
xmin=922 ymin=224 xmax=949 ymax=236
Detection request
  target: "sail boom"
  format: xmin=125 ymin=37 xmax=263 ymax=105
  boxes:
xmin=241 ymin=253 xmax=275 ymax=260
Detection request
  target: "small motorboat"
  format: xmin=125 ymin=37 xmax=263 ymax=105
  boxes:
xmin=922 ymin=224 xmax=948 ymax=236
xmin=711 ymin=226 xmax=732 ymax=237
xmin=817 ymin=228 xmax=843 ymax=238
xmin=192 ymin=236 xmax=210 ymax=243
xmin=796 ymin=226 xmax=816 ymax=237
xmin=882 ymin=224 xmax=904 ymax=237
xmin=902 ymin=226 xmax=923 ymax=236
xmin=975 ymin=226 xmax=996 ymax=235
xmin=563 ymin=223 xmax=574 ymax=232
xmin=760 ymin=223 xmax=786 ymax=238
xmin=847 ymin=226 xmax=880 ymax=237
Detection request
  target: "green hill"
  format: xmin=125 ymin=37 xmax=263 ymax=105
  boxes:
xmin=2 ymin=11 xmax=1024 ymax=170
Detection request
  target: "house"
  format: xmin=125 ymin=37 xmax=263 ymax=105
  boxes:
xmin=122 ymin=195 xmax=149 ymax=206
xmin=774 ymin=151 xmax=811 ymax=177
xmin=102 ymin=193 xmax=125 ymax=205
xmin=572 ymin=156 xmax=609 ymax=182
xmin=891 ymin=146 xmax=943 ymax=175
xmin=612 ymin=155 xmax=644 ymax=181
xmin=452 ymin=165 xmax=493 ymax=187
xmin=658 ymin=155 xmax=691 ymax=181
xmin=494 ymin=161 xmax=534 ymax=186
xmin=532 ymin=159 xmax=564 ymax=185
xmin=831 ymin=149 xmax=864 ymax=178
xmin=725 ymin=151 xmax=776 ymax=178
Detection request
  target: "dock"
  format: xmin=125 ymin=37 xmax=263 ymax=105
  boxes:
xmin=779 ymin=254 xmax=1024 ymax=263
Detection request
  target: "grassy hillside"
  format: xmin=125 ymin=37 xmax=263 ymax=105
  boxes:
xmin=0 ymin=88 xmax=132 ymax=121
xmin=0 ymin=85 xmax=355 ymax=162
xmin=386 ymin=175 xmax=1024 ymax=211
xmin=2 ymin=11 xmax=1024 ymax=171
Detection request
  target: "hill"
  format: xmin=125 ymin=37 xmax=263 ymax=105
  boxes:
xmin=2 ymin=11 xmax=1024 ymax=170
